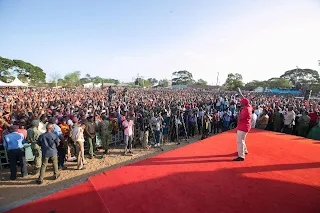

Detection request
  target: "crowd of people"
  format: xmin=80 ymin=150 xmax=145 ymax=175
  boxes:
xmin=0 ymin=86 xmax=319 ymax=183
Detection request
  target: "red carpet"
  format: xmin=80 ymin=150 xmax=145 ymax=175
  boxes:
xmin=7 ymin=129 xmax=320 ymax=213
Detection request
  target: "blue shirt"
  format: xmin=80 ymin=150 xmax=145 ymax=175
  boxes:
xmin=3 ymin=132 xmax=26 ymax=150
xmin=38 ymin=132 xmax=60 ymax=157
xmin=53 ymin=124 xmax=63 ymax=138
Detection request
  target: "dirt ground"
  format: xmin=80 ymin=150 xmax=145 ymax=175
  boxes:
xmin=0 ymin=137 xmax=200 ymax=210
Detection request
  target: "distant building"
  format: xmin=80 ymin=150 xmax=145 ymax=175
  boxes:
xmin=83 ymin=82 xmax=102 ymax=88
xmin=172 ymin=85 xmax=188 ymax=89
xmin=253 ymin=86 xmax=264 ymax=93
xmin=83 ymin=82 xmax=129 ymax=88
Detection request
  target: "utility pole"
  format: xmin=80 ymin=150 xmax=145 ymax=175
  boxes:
xmin=216 ymin=72 xmax=219 ymax=86
xmin=137 ymin=73 xmax=140 ymax=87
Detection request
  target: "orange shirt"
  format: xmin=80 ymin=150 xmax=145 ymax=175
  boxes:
xmin=59 ymin=124 xmax=70 ymax=136
xmin=17 ymin=129 xmax=27 ymax=139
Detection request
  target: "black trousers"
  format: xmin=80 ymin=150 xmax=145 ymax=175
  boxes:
xmin=211 ymin=123 xmax=219 ymax=134
xmin=8 ymin=148 xmax=28 ymax=180
xmin=57 ymin=146 xmax=65 ymax=168
xmin=189 ymin=123 xmax=196 ymax=137
xmin=283 ymin=125 xmax=293 ymax=135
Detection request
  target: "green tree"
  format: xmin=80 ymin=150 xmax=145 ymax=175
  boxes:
xmin=80 ymin=77 xmax=91 ymax=85
xmin=172 ymin=70 xmax=195 ymax=85
xmin=104 ymin=78 xmax=120 ymax=85
xmin=195 ymin=79 xmax=208 ymax=86
xmin=267 ymin=78 xmax=292 ymax=88
xmin=85 ymin=74 xmax=92 ymax=81
xmin=57 ymin=78 xmax=65 ymax=86
xmin=64 ymin=71 xmax=81 ymax=87
xmin=244 ymin=80 xmax=267 ymax=91
xmin=147 ymin=78 xmax=158 ymax=86
xmin=224 ymin=73 xmax=244 ymax=90
xmin=0 ymin=56 xmax=14 ymax=82
xmin=0 ymin=57 xmax=46 ymax=84
xmin=12 ymin=60 xmax=46 ymax=85
xmin=158 ymin=79 xmax=169 ymax=87
xmin=134 ymin=78 xmax=152 ymax=87
xmin=92 ymin=76 xmax=103 ymax=85
xmin=280 ymin=68 xmax=320 ymax=89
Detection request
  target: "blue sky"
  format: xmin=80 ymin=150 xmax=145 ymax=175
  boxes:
xmin=0 ymin=0 xmax=320 ymax=84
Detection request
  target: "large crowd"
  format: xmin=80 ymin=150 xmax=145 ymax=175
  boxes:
xmin=1 ymin=87 xmax=320 ymax=183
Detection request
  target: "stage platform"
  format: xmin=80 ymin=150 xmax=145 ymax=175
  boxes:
xmin=6 ymin=129 xmax=320 ymax=213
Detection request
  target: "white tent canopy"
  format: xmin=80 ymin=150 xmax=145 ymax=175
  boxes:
xmin=0 ymin=80 xmax=9 ymax=87
xmin=6 ymin=78 xmax=28 ymax=87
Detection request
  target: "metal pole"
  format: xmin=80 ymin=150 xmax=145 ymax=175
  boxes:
xmin=216 ymin=72 xmax=219 ymax=86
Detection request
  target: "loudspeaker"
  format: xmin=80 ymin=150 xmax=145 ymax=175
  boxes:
xmin=304 ymin=90 xmax=312 ymax=100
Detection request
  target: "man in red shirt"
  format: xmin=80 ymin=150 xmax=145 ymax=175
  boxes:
xmin=234 ymin=90 xmax=252 ymax=161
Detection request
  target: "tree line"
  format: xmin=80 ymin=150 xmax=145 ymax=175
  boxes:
xmin=224 ymin=68 xmax=320 ymax=92
xmin=1 ymin=56 xmax=319 ymax=91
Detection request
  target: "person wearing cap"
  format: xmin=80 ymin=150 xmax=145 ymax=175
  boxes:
xmin=48 ymin=117 xmax=66 ymax=170
xmin=26 ymin=120 xmax=41 ymax=174
xmin=98 ymin=114 xmax=110 ymax=155
xmin=36 ymin=123 xmax=60 ymax=184
xmin=235 ymin=88 xmax=252 ymax=161
xmin=273 ymin=107 xmax=283 ymax=132
xmin=3 ymin=125 xmax=28 ymax=180
xmin=307 ymin=118 xmax=320 ymax=140
xmin=84 ymin=116 xmax=97 ymax=158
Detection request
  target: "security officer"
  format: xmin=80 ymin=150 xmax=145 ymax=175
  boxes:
xmin=27 ymin=120 xmax=41 ymax=174
xmin=3 ymin=125 xmax=28 ymax=180
xmin=98 ymin=114 xmax=110 ymax=155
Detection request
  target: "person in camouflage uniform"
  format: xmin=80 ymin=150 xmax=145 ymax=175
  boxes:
xmin=26 ymin=120 xmax=41 ymax=174
xmin=98 ymin=114 xmax=111 ymax=154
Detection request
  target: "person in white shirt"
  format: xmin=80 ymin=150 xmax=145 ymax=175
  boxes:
xmin=251 ymin=110 xmax=257 ymax=128
xmin=72 ymin=123 xmax=86 ymax=170
xmin=254 ymin=107 xmax=261 ymax=119
xmin=283 ymin=106 xmax=296 ymax=134
xmin=38 ymin=115 xmax=48 ymax=135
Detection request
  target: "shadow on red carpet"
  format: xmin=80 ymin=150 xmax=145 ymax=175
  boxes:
xmin=6 ymin=129 xmax=320 ymax=213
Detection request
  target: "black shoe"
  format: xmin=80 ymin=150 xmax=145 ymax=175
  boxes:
xmin=36 ymin=179 xmax=43 ymax=184
xmin=54 ymin=174 xmax=60 ymax=180
xmin=10 ymin=177 xmax=16 ymax=181
xmin=245 ymin=152 xmax=249 ymax=155
xmin=233 ymin=157 xmax=245 ymax=161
